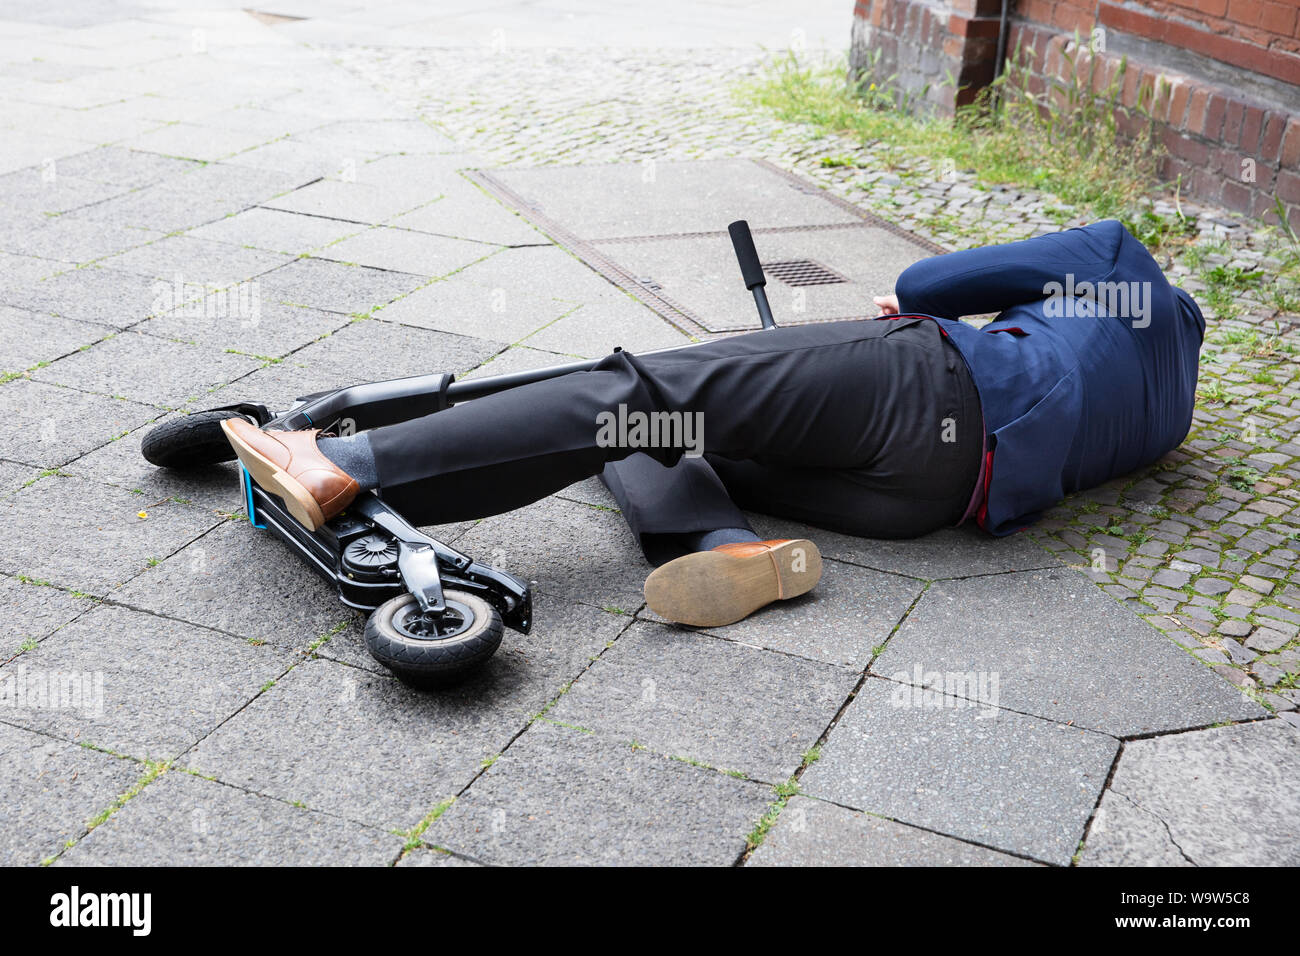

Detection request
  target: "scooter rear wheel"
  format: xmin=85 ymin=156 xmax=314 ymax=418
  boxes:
xmin=365 ymin=590 xmax=503 ymax=689
xmin=142 ymin=409 xmax=249 ymax=469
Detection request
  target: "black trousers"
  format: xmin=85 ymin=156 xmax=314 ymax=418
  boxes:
xmin=369 ymin=318 xmax=983 ymax=564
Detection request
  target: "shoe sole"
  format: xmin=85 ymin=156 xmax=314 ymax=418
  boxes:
xmin=643 ymin=538 xmax=822 ymax=627
xmin=221 ymin=419 xmax=327 ymax=532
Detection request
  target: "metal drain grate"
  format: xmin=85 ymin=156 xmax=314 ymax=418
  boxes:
xmin=763 ymin=259 xmax=848 ymax=287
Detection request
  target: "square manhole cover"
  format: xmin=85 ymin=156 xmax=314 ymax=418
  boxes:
xmin=470 ymin=159 xmax=943 ymax=335
xmin=763 ymin=259 xmax=848 ymax=287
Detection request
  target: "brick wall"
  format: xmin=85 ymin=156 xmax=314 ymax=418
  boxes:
xmin=850 ymin=0 xmax=1300 ymax=228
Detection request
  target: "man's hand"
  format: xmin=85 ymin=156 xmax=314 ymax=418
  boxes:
xmin=874 ymin=294 xmax=899 ymax=316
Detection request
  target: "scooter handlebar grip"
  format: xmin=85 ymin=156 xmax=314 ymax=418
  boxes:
xmin=728 ymin=220 xmax=766 ymax=290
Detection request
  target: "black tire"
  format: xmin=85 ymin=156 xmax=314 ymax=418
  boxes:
xmin=365 ymin=590 xmax=504 ymax=689
xmin=141 ymin=410 xmax=248 ymax=469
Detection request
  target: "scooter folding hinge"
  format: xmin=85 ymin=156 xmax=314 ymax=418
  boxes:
xmin=396 ymin=541 xmax=446 ymax=613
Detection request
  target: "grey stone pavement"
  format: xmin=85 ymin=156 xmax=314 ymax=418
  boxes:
xmin=1 ymin=1 xmax=1297 ymax=867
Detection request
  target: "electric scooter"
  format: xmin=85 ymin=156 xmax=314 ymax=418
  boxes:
xmin=141 ymin=221 xmax=779 ymax=687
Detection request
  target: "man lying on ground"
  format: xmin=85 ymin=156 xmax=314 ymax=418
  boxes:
xmin=223 ymin=220 xmax=1206 ymax=627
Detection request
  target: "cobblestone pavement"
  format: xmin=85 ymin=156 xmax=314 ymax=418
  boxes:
xmin=1 ymin=1 xmax=1296 ymax=867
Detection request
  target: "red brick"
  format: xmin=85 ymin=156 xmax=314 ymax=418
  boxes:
xmin=1192 ymin=167 xmax=1225 ymax=202
xmin=1220 ymin=179 xmax=1254 ymax=212
xmin=948 ymin=13 xmax=1002 ymax=38
xmin=1203 ymin=92 xmax=1228 ymax=139
xmin=1261 ymin=46 xmax=1300 ymax=85
xmin=1187 ymin=87 xmax=1210 ymax=134
xmin=1122 ymin=63 xmax=1143 ymax=106
xmin=1221 ymin=99 xmax=1245 ymax=146
xmin=1168 ymin=78 xmax=1192 ymax=128
xmin=1181 ymin=0 xmax=1228 ymax=15
xmin=1228 ymin=0 xmax=1265 ymax=26
xmin=1259 ymin=1 xmax=1297 ymax=36
xmin=1260 ymin=111 xmax=1287 ymax=161
xmin=1277 ymin=168 xmax=1300 ymax=203
xmin=1251 ymin=187 xmax=1282 ymax=220
xmin=1240 ymin=104 xmax=1265 ymax=151
xmin=1282 ymin=117 xmax=1300 ymax=167
xmin=1168 ymin=129 xmax=1213 ymax=165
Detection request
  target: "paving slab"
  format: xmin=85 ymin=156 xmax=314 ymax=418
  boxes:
xmin=389 ymin=190 xmax=550 ymax=246
xmin=0 ymin=721 xmax=142 ymax=866
xmin=0 ymin=250 xmax=62 ymax=290
xmin=550 ymin=622 xmax=859 ymax=780
xmin=6 ymin=217 xmax=165 ymax=265
xmin=224 ymin=137 xmax=380 ymax=180
xmin=164 ymin=162 xmax=307 ymax=205
xmin=51 ymin=145 xmax=202 ymax=188
xmin=425 ymin=718 xmax=771 ymax=865
xmin=749 ymin=795 xmax=1038 ymax=866
xmin=263 ymin=179 xmax=437 ymax=225
xmin=0 ymin=575 xmax=96 ymax=654
xmin=748 ymin=516 xmax=1061 ymax=580
xmin=187 ymin=646 xmax=610 ymax=831
xmin=0 ymin=168 xmax=135 ymax=216
xmin=60 ymin=414 xmax=242 ymax=514
xmin=6 ymin=265 xmax=182 ymax=329
xmin=67 ymin=182 xmax=249 ymax=235
xmin=372 ymin=272 xmax=570 ymax=345
xmin=449 ymin=495 xmax=648 ymax=614
xmin=137 ymin=298 xmax=350 ymax=360
xmin=521 ymin=296 xmax=691 ymax=357
xmin=0 ymin=379 xmax=157 ymax=468
xmin=0 ymin=307 xmax=110 ymax=374
xmin=641 ymin=557 xmax=921 ymax=668
xmin=113 ymin=518 xmax=364 ymax=652
xmin=0 ymin=475 xmax=221 ymax=594
xmin=799 ymin=677 xmax=1118 ymax=864
xmin=254 ymin=256 xmax=426 ymax=315
xmin=311 ymin=590 xmax=618 ymax=686
xmin=597 ymin=226 xmax=935 ymax=332
xmin=448 ymin=242 xmax=630 ymax=306
xmin=188 ymin=206 xmax=367 ymax=256
xmin=718 ymin=557 xmax=911 ymax=669
xmin=289 ymin=118 xmax=458 ymax=155
xmin=557 ymin=475 xmax=620 ymax=511
xmin=223 ymin=318 xmax=499 ymax=411
xmin=1 ymin=603 xmax=297 ymax=761
xmin=873 ymin=568 xmax=1267 ymax=736
xmin=119 ymin=122 xmax=278 ymax=163
xmin=457 ymin=344 xmax=584 ymax=381
xmin=396 ymin=846 xmax=481 ymax=867
xmin=0 ymin=461 xmax=36 ymax=498
xmin=349 ymin=153 xmax=485 ymax=189
xmin=57 ymin=770 xmax=403 ymax=866
xmin=1080 ymin=720 xmax=1300 ymax=866
xmin=33 ymin=331 xmax=262 ymax=407
xmin=317 ymin=225 xmax=498 ymax=278
xmin=484 ymin=160 xmax=861 ymax=240
xmin=100 ymin=234 xmax=295 ymax=286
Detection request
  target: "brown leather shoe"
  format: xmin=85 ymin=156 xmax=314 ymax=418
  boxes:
xmin=644 ymin=538 xmax=822 ymax=627
xmin=221 ymin=418 xmax=359 ymax=531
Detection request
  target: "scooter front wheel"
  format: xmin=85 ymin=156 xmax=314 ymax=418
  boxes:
xmin=365 ymin=590 xmax=503 ymax=689
xmin=142 ymin=409 xmax=249 ymax=469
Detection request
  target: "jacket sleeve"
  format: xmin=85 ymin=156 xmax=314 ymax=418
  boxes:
xmin=894 ymin=220 xmax=1128 ymax=319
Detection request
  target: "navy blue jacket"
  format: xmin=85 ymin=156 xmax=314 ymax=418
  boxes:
xmin=894 ymin=220 xmax=1205 ymax=535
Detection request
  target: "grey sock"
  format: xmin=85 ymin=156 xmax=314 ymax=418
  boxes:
xmin=316 ymin=432 xmax=379 ymax=489
xmin=686 ymin=527 xmax=761 ymax=552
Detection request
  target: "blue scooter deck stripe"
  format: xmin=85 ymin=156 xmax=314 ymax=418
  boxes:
xmin=241 ymin=465 xmax=267 ymax=529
